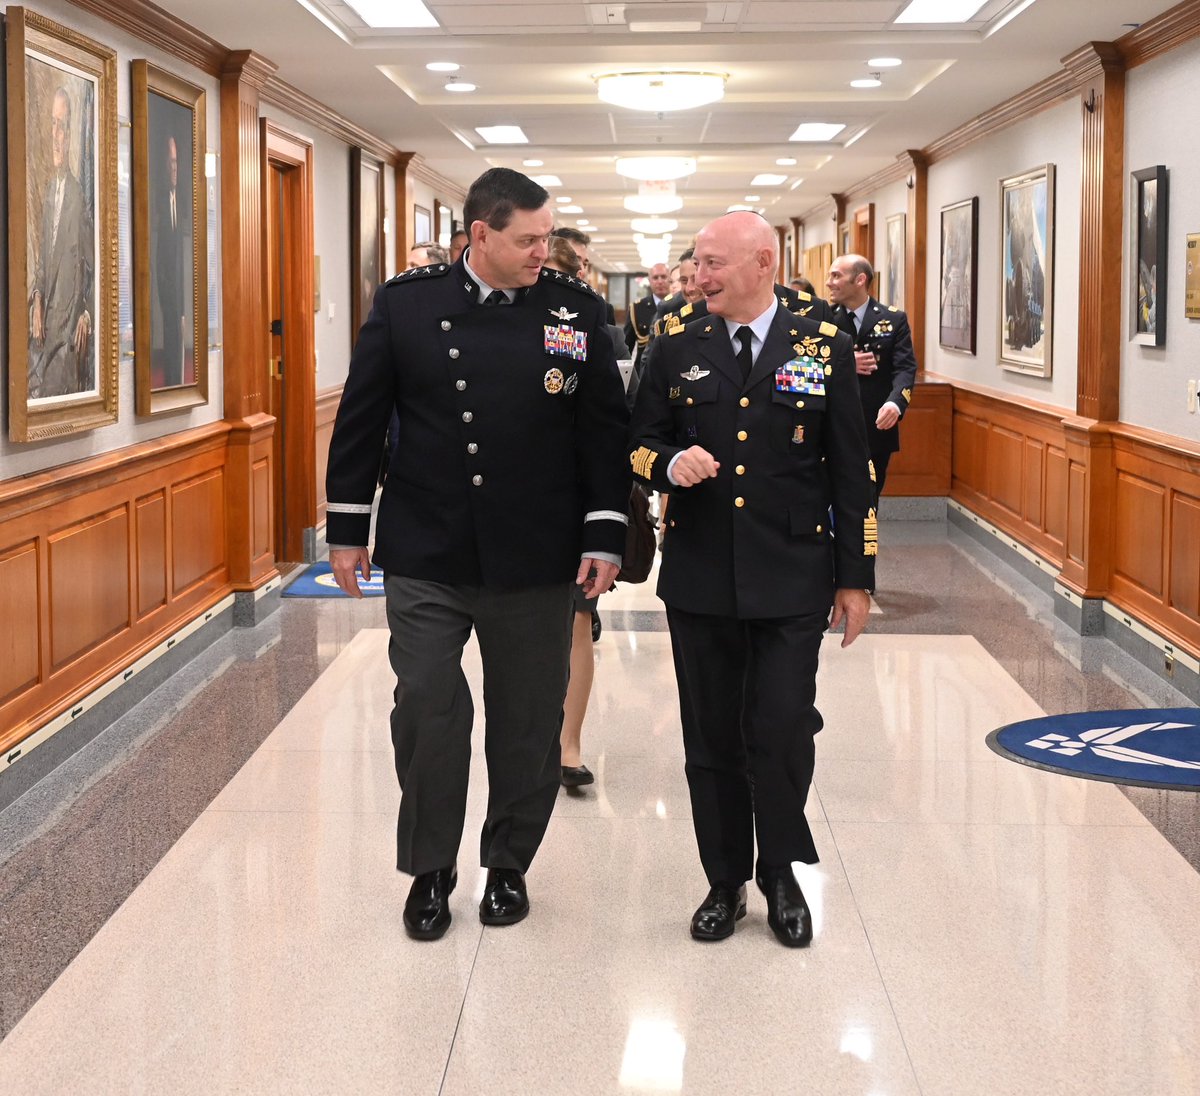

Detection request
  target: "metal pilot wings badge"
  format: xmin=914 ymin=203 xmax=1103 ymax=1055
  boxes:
xmin=548 ymin=306 xmax=579 ymax=322
xmin=680 ymin=365 xmax=710 ymax=381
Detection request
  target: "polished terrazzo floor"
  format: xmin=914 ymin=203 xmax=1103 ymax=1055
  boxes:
xmin=1 ymin=521 xmax=1198 ymax=1094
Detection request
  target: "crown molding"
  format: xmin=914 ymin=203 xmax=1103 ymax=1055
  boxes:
xmin=259 ymin=76 xmax=397 ymax=161
xmin=408 ymin=155 xmax=467 ymax=202
xmin=66 ymin=0 xmax=226 ymax=74
xmin=1117 ymin=0 xmax=1200 ymax=68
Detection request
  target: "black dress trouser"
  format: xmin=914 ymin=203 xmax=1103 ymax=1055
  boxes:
xmin=384 ymin=575 xmax=574 ymax=876
xmin=665 ymin=603 xmax=831 ymax=888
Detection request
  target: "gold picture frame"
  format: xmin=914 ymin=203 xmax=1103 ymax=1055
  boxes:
xmin=350 ymin=147 xmax=385 ymax=344
xmin=6 ymin=7 xmax=118 ymax=442
xmin=999 ymin=163 xmax=1055 ymax=377
xmin=132 ymin=60 xmax=207 ymax=414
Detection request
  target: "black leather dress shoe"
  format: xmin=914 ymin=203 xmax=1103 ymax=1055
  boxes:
xmin=757 ymin=867 xmax=813 ymax=948
xmin=403 ymin=867 xmax=456 ymax=941
xmin=560 ymin=764 xmax=594 ymax=787
xmin=479 ymin=868 xmax=529 ymax=926
xmin=690 ymin=884 xmax=747 ymax=941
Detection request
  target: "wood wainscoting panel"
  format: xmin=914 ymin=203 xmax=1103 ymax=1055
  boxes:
xmin=951 ymin=411 xmax=987 ymax=502
xmin=1169 ymin=491 xmax=1200 ymax=622
xmin=1045 ymin=446 xmax=1068 ymax=551
xmin=884 ymin=383 xmax=951 ymax=496
xmin=1113 ymin=471 xmax=1165 ymax=598
xmin=172 ymin=470 xmax=227 ymax=596
xmin=987 ymin=426 xmax=1025 ymax=518
xmin=0 ymin=541 xmax=40 ymax=708
xmin=252 ymin=457 xmax=271 ymax=563
xmin=49 ymin=507 xmax=132 ymax=671
xmin=1023 ymin=439 xmax=1044 ymax=533
xmin=315 ymin=385 xmax=342 ymax=525
xmin=1067 ymin=458 xmax=1088 ymax=567
xmin=136 ymin=492 xmax=168 ymax=618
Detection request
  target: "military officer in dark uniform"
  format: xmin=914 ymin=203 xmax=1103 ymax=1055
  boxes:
xmin=326 ymin=167 xmax=629 ymax=941
xmin=826 ymin=254 xmax=918 ymax=505
xmin=623 ymin=262 xmax=671 ymax=368
xmin=629 ymin=211 xmax=876 ymax=948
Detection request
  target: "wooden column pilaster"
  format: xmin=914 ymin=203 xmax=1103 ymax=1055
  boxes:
xmin=789 ymin=217 xmax=803 ymax=279
xmin=831 ymin=193 xmax=847 ymax=251
xmin=221 ymin=49 xmax=278 ymax=590
xmin=394 ymin=151 xmax=416 ymax=273
xmin=899 ymin=150 xmax=928 ymax=369
xmin=1056 ymin=43 xmax=1126 ymax=601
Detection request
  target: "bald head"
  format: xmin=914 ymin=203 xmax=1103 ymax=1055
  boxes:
xmin=693 ymin=211 xmax=779 ymax=321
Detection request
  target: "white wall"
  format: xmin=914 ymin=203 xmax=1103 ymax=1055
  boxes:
xmin=924 ymin=98 xmax=1082 ymax=411
xmin=0 ymin=0 xmax=223 ymax=479
xmin=855 ymin=177 xmax=909 ymax=309
xmin=1121 ymin=37 xmax=1200 ymax=439
xmin=804 ymin=207 xmax=836 ymax=250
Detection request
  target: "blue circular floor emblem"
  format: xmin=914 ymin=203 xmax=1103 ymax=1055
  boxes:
xmin=988 ymin=708 xmax=1200 ymax=790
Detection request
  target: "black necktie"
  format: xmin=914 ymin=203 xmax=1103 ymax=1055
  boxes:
xmin=734 ymin=325 xmax=753 ymax=382
xmin=482 ymin=290 xmax=507 ymax=306
xmin=841 ymin=309 xmax=858 ymax=339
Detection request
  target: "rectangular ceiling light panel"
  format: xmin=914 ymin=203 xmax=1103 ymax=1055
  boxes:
xmin=475 ymin=126 xmax=530 ymax=144
xmin=894 ymin=0 xmax=987 ymax=22
xmin=789 ymin=123 xmax=845 ymax=142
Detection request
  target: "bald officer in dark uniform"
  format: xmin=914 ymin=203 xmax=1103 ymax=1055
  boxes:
xmin=629 ymin=211 xmax=875 ymax=948
xmin=326 ymin=168 xmax=629 ymax=941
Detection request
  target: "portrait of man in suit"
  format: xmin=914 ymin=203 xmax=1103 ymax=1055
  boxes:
xmin=27 ymin=77 xmax=96 ymax=401
xmin=155 ymin=134 xmax=186 ymax=385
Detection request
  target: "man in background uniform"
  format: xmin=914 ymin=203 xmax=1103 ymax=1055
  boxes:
xmin=624 ymin=261 xmax=671 ymax=368
xmin=326 ymin=167 xmax=629 ymax=941
xmin=629 ymin=211 xmax=875 ymax=949
xmin=826 ymin=254 xmax=918 ymax=505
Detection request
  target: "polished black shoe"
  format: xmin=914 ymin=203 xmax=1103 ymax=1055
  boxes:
xmin=560 ymin=764 xmax=594 ymax=787
xmin=479 ymin=868 xmax=529 ymax=926
xmin=591 ymin=610 xmax=602 ymax=642
xmin=403 ymin=867 xmax=456 ymax=941
xmin=757 ymin=866 xmax=813 ymax=948
xmin=689 ymin=884 xmax=747 ymax=942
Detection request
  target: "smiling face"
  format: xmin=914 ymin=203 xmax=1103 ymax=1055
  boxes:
xmin=469 ymin=204 xmax=553 ymax=288
xmin=826 ymin=256 xmax=869 ymax=309
xmin=693 ymin=212 xmax=776 ymax=322
xmin=679 ymin=259 xmax=704 ymax=304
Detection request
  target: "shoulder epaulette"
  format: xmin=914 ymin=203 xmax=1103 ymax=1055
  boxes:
xmin=387 ymin=263 xmax=450 ymax=286
xmin=542 ymin=267 xmax=604 ymax=301
xmin=888 ymin=305 xmax=899 ymax=312
xmin=797 ymin=290 xmax=813 ymax=302
xmin=819 ymin=320 xmax=839 ymax=337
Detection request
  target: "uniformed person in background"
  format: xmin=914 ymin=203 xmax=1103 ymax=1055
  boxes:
xmin=826 ymin=253 xmax=918 ymax=506
xmin=326 ymin=167 xmax=630 ymax=941
xmin=629 ymin=211 xmax=875 ymax=948
xmin=623 ymin=261 xmax=671 ymax=369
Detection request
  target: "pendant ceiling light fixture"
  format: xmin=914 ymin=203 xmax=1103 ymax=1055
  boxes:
xmin=630 ymin=217 xmax=679 ymax=235
xmin=595 ymin=71 xmax=726 ymax=113
xmin=615 ymin=157 xmax=697 ymax=181
xmin=624 ymin=180 xmax=684 ymax=216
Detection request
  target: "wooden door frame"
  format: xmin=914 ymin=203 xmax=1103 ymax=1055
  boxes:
xmin=260 ymin=119 xmax=316 ymax=563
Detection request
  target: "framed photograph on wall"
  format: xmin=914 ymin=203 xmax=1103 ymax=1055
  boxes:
xmin=1131 ymin=165 xmax=1168 ymax=346
xmin=413 ymin=203 xmax=432 ymax=247
xmin=6 ymin=7 xmax=118 ymax=442
xmin=132 ymin=60 xmax=207 ymax=415
xmin=1186 ymin=233 xmax=1200 ymax=320
xmin=999 ymin=163 xmax=1055 ymax=377
xmin=882 ymin=212 xmax=905 ymax=309
xmin=940 ymin=196 xmax=978 ymax=354
xmin=351 ymin=147 xmax=384 ymax=342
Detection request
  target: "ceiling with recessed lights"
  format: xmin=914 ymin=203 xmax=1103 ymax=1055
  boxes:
xmin=149 ymin=0 xmax=1165 ymax=271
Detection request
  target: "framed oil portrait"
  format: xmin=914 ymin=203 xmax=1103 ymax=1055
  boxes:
xmin=351 ymin=147 xmax=384 ymax=343
xmin=882 ymin=212 xmax=905 ymax=309
xmin=837 ymin=220 xmax=850 ymax=257
xmin=1186 ymin=233 xmax=1200 ymax=320
xmin=999 ymin=164 xmax=1055 ymax=377
xmin=1130 ymin=165 xmax=1168 ymax=346
xmin=940 ymin=197 xmax=978 ymax=354
xmin=132 ymin=61 xmax=207 ymax=415
xmin=413 ymin=203 xmax=432 ymax=248
xmin=6 ymin=7 xmax=118 ymax=442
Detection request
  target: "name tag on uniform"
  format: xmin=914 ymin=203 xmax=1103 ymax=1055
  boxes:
xmin=544 ymin=324 xmax=588 ymax=361
xmin=775 ymin=356 xmax=826 ymax=396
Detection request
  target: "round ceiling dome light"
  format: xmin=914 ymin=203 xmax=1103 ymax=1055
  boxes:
xmin=595 ymin=71 xmax=726 ymax=113
xmin=624 ymin=194 xmax=684 ymax=215
xmin=615 ymin=157 xmax=697 ymax=181
xmin=630 ymin=217 xmax=679 ymax=235
xmin=445 ymin=78 xmax=476 ymax=92
xmin=426 ymin=61 xmax=460 ymax=72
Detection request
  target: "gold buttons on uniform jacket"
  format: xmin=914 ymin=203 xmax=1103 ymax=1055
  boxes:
xmin=816 ymin=524 xmax=823 ymax=533
xmin=462 ymin=411 xmax=473 ymax=423
xmin=472 ymin=475 xmax=483 ymax=486
xmin=449 ymin=348 xmax=460 ymax=359
xmin=795 ymin=400 xmax=805 ymax=408
xmin=734 ymin=497 xmax=745 ymax=508
xmin=456 ymin=380 xmax=467 ymax=391
xmin=737 ymin=430 xmax=748 ymax=441
xmin=686 ymin=397 xmax=694 ymax=406
xmin=441 ymin=320 xmax=452 ymax=331
xmin=735 ymin=465 xmax=745 ymax=475
xmin=739 ymin=397 xmax=750 ymax=407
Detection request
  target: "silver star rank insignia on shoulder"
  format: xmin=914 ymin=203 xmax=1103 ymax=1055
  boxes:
xmin=680 ymin=365 xmax=710 ymax=381
xmin=548 ymin=306 xmax=578 ymax=321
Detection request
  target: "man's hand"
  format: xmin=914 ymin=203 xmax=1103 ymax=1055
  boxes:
xmin=830 ymin=587 xmax=870 ymax=648
xmin=330 ymin=547 xmax=371 ymax=599
xmin=671 ymin=445 xmax=720 ymax=487
xmin=875 ymin=402 xmax=901 ymax=430
xmin=32 ymin=295 xmax=44 ymax=344
xmin=72 ymin=313 xmax=90 ymax=356
xmin=853 ymin=350 xmax=878 ymax=377
xmin=577 ymin=557 xmax=620 ymax=598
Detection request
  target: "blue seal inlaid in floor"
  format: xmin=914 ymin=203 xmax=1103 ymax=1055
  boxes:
xmin=282 ymin=562 xmax=385 ymax=597
xmin=988 ymin=709 xmax=1200 ymax=790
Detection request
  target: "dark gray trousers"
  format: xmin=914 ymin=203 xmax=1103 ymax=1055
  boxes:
xmin=384 ymin=576 xmax=574 ymax=876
